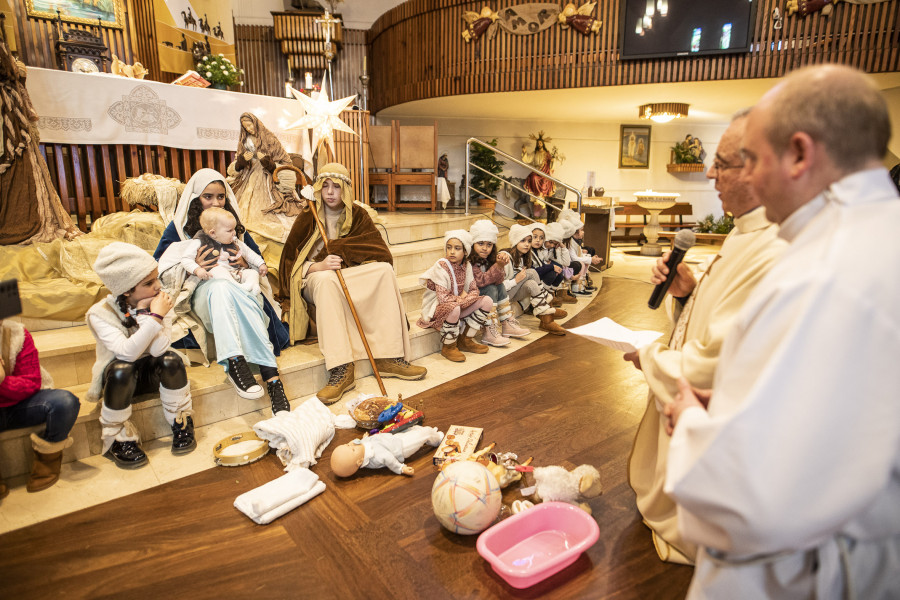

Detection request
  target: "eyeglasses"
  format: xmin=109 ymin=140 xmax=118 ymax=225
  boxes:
xmin=711 ymin=158 xmax=744 ymax=173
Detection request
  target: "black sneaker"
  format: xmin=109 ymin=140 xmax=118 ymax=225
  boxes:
xmin=106 ymin=440 xmax=149 ymax=469
xmin=267 ymin=379 xmax=291 ymax=414
xmin=227 ymin=356 xmax=264 ymax=399
xmin=171 ymin=416 xmax=196 ymax=455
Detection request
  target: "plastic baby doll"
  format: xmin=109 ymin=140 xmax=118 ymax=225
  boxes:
xmin=164 ymin=206 xmax=268 ymax=294
xmin=330 ymin=425 xmax=444 ymax=477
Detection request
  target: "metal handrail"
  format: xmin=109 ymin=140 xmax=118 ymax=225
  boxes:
xmin=465 ymin=137 xmax=582 ymax=222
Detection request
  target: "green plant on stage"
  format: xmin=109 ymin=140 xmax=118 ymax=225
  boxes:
xmin=197 ymin=54 xmax=244 ymax=87
xmin=696 ymin=213 xmax=735 ymax=234
xmin=469 ymin=138 xmax=505 ymax=203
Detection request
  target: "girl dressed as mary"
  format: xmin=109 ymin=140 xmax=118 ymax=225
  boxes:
xmin=153 ymin=168 xmax=291 ymax=416
xmin=227 ymin=112 xmax=305 ymax=243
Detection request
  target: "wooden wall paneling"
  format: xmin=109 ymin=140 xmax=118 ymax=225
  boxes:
xmin=181 ymin=151 xmax=191 ymax=182
xmin=128 ymin=145 xmax=140 ymax=176
xmin=69 ymin=145 xmax=87 ymax=227
xmin=100 ymin=145 xmax=116 ymax=213
xmin=216 ymin=151 xmax=227 ymax=177
xmin=84 ymin=145 xmax=102 ymax=218
xmin=367 ymin=0 xmax=899 ymax=113
xmin=141 ymin=145 xmax=154 ymax=174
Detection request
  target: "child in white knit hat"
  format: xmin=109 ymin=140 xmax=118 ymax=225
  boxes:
xmin=558 ymin=212 xmax=599 ymax=296
xmin=87 ymin=242 xmax=194 ymax=469
xmin=529 ymin=222 xmax=565 ymax=307
xmin=544 ymin=221 xmax=577 ymax=304
xmin=417 ymin=230 xmax=493 ymax=362
xmin=467 ymin=219 xmax=529 ymax=343
xmin=499 ymin=225 xmax=567 ymax=335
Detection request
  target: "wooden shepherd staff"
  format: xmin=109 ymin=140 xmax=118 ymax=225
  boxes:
xmin=273 ymin=165 xmax=389 ymax=397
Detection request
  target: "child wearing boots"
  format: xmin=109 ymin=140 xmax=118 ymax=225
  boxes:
xmin=417 ymin=230 xmax=493 ymax=362
xmin=570 ymin=222 xmax=602 ymax=293
xmin=529 ymin=223 xmax=565 ymax=307
xmin=87 ymin=242 xmax=195 ymax=469
xmin=163 ymin=206 xmax=268 ymax=295
xmin=0 ymin=320 xmax=80 ymax=498
xmin=500 ymin=225 xmax=567 ymax=336
xmin=544 ymin=222 xmax=577 ymax=305
xmin=468 ymin=220 xmax=530 ymax=345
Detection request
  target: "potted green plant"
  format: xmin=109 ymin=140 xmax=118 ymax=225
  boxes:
xmin=469 ymin=138 xmax=505 ymax=207
xmin=696 ymin=213 xmax=735 ymax=234
xmin=197 ymin=54 xmax=244 ymax=90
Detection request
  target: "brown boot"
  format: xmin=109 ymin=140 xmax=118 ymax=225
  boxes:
xmin=553 ymin=308 xmax=568 ymax=319
xmin=550 ymin=295 xmax=563 ymax=308
xmin=0 ymin=480 xmax=8 ymax=500
xmin=539 ymin=314 xmax=566 ymax=336
xmin=317 ymin=362 xmax=356 ymax=405
xmin=27 ymin=433 xmax=73 ymax=493
xmin=441 ymin=342 xmax=465 ymax=362
xmin=457 ymin=327 xmax=489 ymax=354
xmin=556 ymin=289 xmax=577 ymax=305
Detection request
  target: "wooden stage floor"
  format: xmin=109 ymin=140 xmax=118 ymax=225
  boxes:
xmin=0 ymin=277 xmax=693 ymax=599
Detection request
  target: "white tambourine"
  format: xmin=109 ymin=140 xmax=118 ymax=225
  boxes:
xmin=213 ymin=431 xmax=270 ymax=467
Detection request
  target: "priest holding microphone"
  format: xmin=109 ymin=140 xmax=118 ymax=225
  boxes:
xmin=623 ymin=108 xmax=786 ymax=565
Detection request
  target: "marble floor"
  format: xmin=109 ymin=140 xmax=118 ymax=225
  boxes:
xmin=0 ymin=241 xmax=721 ymax=534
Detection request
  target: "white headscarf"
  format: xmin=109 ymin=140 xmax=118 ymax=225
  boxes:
xmin=172 ymin=168 xmax=240 ymax=241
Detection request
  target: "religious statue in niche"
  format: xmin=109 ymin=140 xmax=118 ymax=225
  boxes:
xmin=0 ymin=34 xmax=81 ymax=245
xmin=461 ymin=7 xmax=499 ymax=42
xmin=227 ymin=113 xmax=305 ymax=244
xmin=557 ymin=2 xmax=602 ymax=34
xmin=522 ymin=131 xmax=565 ymax=202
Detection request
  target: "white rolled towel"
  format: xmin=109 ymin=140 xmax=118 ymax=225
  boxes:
xmin=234 ymin=467 xmax=326 ymax=525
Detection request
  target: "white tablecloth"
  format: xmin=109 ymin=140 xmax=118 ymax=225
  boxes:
xmin=27 ymin=68 xmax=312 ymax=160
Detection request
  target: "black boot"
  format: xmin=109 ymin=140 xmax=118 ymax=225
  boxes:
xmin=171 ymin=416 xmax=196 ymax=455
xmin=106 ymin=441 xmax=148 ymax=469
xmin=267 ymin=379 xmax=291 ymax=415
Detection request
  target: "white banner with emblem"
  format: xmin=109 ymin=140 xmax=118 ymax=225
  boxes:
xmin=27 ymin=67 xmax=312 ymax=161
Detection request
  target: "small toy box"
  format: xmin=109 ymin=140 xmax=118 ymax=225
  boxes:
xmin=433 ymin=425 xmax=483 ymax=466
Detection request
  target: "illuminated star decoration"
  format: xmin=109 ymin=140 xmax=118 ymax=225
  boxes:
xmin=285 ymin=75 xmax=357 ymax=159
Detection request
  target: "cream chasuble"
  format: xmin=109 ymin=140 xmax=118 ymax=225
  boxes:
xmin=666 ymin=169 xmax=900 ymax=599
xmin=628 ymin=206 xmax=786 ymax=564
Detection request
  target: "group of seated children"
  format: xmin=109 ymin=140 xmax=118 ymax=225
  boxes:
xmin=0 ymin=190 xmax=602 ymax=492
xmin=418 ymin=215 xmax=602 ymax=362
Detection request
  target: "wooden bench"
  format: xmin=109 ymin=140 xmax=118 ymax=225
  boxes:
xmin=613 ymin=202 xmax=696 ymax=242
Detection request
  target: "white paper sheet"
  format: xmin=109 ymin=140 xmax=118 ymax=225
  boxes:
xmin=568 ymin=317 xmax=663 ymax=353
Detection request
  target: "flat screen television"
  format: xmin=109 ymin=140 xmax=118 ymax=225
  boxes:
xmin=619 ymin=0 xmax=758 ymax=60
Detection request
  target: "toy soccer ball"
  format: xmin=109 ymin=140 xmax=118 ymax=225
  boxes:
xmin=431 ymin=461 xmax=502 ymax=535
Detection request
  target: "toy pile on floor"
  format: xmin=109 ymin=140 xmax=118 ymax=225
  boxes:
xmin=219 ymin=392 xmax=603 ymax=589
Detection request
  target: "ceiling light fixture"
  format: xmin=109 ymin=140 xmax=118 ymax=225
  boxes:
xmin=639 ymin=102 xmax=689 ymax=123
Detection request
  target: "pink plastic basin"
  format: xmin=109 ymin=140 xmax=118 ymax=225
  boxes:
xmin=476 ymin=502 xmax=600 ymax=589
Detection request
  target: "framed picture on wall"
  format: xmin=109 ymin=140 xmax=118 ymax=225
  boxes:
xmin=618 ymin=124 xmax=651 ymax=169
xmin=25 ymin=0 xmax=125 ymax=29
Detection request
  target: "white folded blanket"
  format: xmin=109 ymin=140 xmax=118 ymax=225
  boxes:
xmin=254 ymin=396 xmax=336 ymax=471
xmin=234 ymin=468 xmax=326 ymax=525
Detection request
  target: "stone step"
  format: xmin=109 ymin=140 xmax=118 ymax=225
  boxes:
xmin=0 ymin=311 xmax=440 ymax=479
xmin=376 ymin=211 xmax=489 ymax=245
xmin=34 ymin=272 xmax=429 ymax=389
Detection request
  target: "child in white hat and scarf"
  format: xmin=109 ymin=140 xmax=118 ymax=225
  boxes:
xmin=417 ymin=230 xmax=493 ymax=362
xmin=87 ymin=242 xmax=194 ymax=469
xmin=499 ymin=225 xmax=567 ymax=335
xmin=467 ymin=219 xmax=529 ymax=343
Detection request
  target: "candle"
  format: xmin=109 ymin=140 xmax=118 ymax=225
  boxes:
xmin=362 ymin=55 xmax=367 ymax=75
xmin=305 ymin=72 xmax=313 ymax=89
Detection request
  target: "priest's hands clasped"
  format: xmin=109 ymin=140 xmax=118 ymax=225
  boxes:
xmin=664 ymin=377 xmax=711 ymax=435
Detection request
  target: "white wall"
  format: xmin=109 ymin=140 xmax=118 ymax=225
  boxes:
xmin=386 ymin=116 xmax=729 ymax=220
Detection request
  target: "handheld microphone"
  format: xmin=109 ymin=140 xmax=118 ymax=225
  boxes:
xmin=648 ymin=230 xmax=696 ymax=310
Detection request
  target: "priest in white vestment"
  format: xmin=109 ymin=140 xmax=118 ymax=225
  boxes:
xmin=626 ymin=111 xmax=787 ymax=565
xmin=665 ymin=65 xmax=900 ymax=598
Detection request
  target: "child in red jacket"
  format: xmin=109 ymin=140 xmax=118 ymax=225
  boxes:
xmin=0 ymin=320 xmax=80 ymax=498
